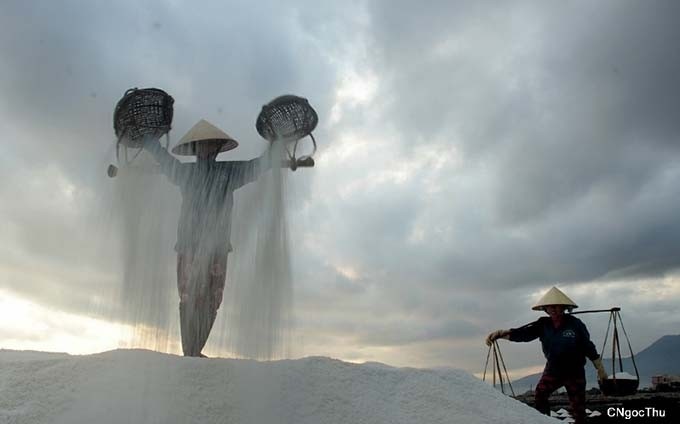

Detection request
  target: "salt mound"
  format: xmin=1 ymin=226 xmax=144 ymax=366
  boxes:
xmin=555 ymin=407 xmax=569 ymax=416
xmin=608 ymin=371 xmax=637 ymax=380
xmin=0 ymin=349 xmax=555 ymax=424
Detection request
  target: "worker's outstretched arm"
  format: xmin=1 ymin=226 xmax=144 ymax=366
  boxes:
xmin=507 ymin=320 xmax=542 ymax=343
xmin=219 ymin=149 xmax=272 ymax=190
xmin=142 ymin=138 xmax=190 ymax=186
xmin=220 ymin=140 xmax=316 ymax=189
xmin=485 ymin=329 xmax=510 ymax=346
xmin=223 ymin=149 xmax=308 ymax=189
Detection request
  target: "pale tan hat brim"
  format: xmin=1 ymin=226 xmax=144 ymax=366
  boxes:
xmin=532 ymin=286 xmax=578 ymax=310
xmin=171 ymin=119 xmax=239 ymax=156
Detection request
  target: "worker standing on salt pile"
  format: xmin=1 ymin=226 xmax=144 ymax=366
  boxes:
xmin=143 ymin=119 xmax=289 ymax=357
xmin=485 ymin=286 xmax=608 ymax=424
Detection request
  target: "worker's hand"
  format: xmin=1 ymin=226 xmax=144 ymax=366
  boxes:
xmin=281 ymin=157 xmax=315 ymax=171
xmin=295 ymin=157 xmax=314 ymax=168
xmin=592 ymin=357 xmax=608 ymax=382
xmin=485 ymin=329 xmax=509 ymax=346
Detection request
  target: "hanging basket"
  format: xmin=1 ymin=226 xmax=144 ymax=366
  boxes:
xmin=255 ymin=94 xmax=318 ymax=143
xmin=113 ymin=87 xmax=174 ymax=148
xmin=599 ymin=378 xmax=639 ymax=397
xmin=255 ymin=94 xmax=318 ymax=170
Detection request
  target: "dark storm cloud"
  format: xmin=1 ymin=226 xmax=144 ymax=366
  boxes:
xmin=353 ymin=317 xmax=480 ymax=346
xmin=0 ymin=0 xmax=339 ymax=178
xmin=490 ymin=0 xmax=680 ymax=224
xmin=356 ymin=0 xmax=680 ymax=289
xmin=276 ymin=0 xmax=680 ymax=368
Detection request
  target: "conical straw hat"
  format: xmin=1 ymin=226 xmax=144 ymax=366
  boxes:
xmin=532 ymin=286 xmax=578 ymax=311
xmin=171 ymin=119 xmax=239 ymax=156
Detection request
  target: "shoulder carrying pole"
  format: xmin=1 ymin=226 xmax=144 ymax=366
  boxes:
xmin=569 ymin=307 xmax=620 ymax=315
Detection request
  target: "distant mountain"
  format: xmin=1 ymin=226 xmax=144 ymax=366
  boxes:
xmin=510 ymin=334 xmax=680 ymax=393
xmin=635 ymin=335 xmax=680 ymax=371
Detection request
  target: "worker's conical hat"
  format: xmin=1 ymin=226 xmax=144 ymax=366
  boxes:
xmin=532 ymin=286 xmax=578 ymax=311
xmin=171 ymin=119 xmax=239 ymax=156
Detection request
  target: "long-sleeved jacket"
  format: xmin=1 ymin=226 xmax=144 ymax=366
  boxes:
xmin=143 ymin=139 xmax=271 ymax=253
xmin=509 ymin=315 xmax=599 ymax=373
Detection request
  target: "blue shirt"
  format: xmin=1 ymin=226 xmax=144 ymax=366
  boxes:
xmin=509 ymin=315 xmax=599 ymax=373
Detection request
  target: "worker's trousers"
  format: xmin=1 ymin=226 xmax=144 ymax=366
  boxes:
xmin=177 ymin=251 xmax=228 ymax=357
xmin=534 ymin=367 xmax=586 ymax=424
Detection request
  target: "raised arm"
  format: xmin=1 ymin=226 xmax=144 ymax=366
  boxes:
xmin=142 ymin=138 xmax=191 ymax=186
xmin=218 ymin=146 xmax=314 ymax=189
xmin=220 ymin=148 xmax=277 ymax=189
xmin=507 ymin=319 xmax=543 ymax=343
xmin=486 ymin=319 xmax=542 ymax=346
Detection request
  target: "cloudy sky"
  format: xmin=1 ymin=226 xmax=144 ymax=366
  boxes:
xmin=1 ymin=0 xmax=680 ymax=377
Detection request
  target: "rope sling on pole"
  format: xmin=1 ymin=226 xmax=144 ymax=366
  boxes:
xmin=597 ymin=308 xmax=640 ymax=396
xmin=494 ymin=343 xmax=503 ymax=392
xmin=618 ymin=310 xmax=640 ymax=381
xmin=482 ymin=340 xmax=516 ymax=397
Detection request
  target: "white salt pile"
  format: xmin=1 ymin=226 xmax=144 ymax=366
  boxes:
xmin=0 ymin=349 xmax=556 ymax=424
xmin=549 ymin=407 xmax=604 ymax=420
xmin=608 ymin=372 xmax=637 ymax=380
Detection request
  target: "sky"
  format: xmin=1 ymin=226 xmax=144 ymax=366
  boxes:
xmin=1 ymin=0 xmax=680 ymax=378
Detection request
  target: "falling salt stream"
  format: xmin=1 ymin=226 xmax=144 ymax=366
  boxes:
xmin=215 ymin=139 xmax=293 ymax=359
xmin=105 ymin=138 xmax=294 ymax=360
xmin=109 ymin=155 xmax=179 ymax=353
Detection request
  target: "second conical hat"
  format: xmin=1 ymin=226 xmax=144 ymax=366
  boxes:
xmin=532 ymin=286 xmax=578 ymax=310
xmin=171 ymin=119 xmax=239 ymax=156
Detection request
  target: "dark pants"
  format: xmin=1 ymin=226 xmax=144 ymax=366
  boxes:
xmin=535 ymin=367 xmax=586 ymax=424
xmin=177 ymin=251 xmax=228 ymax=357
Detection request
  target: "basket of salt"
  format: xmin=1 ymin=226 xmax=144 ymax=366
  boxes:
xmin=599 ymin=372 xmax=639 ymax=396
